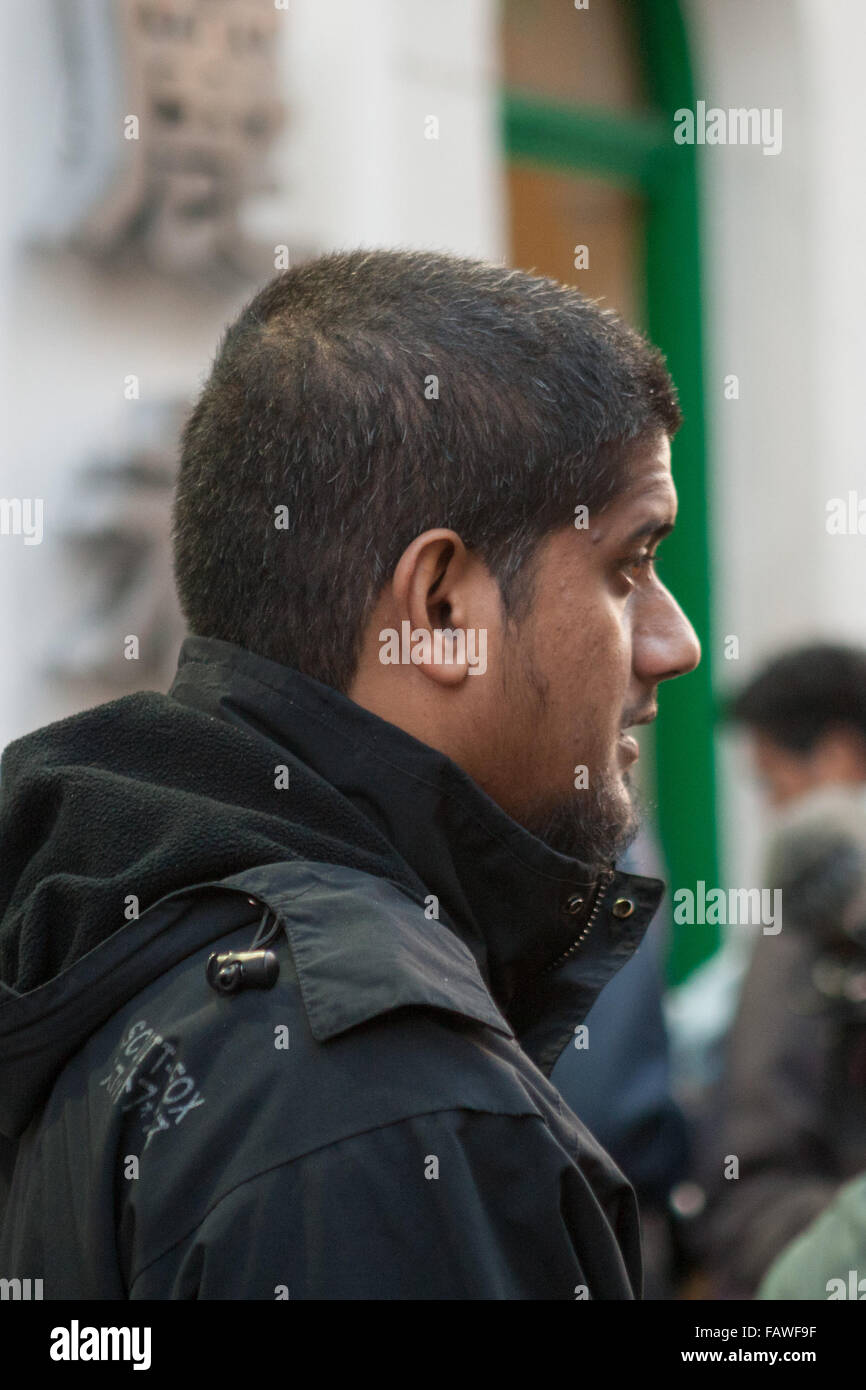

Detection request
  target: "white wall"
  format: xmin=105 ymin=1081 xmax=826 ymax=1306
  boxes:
xmin=685 ymin=0 xmax=866 ymax=899
xmin=0 ymin=0 xmax=504 ymax=754
xmin=279 ymin=0 xmax=505 ymax=258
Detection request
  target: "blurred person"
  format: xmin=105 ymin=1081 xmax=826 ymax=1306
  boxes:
xmin=704 ymin=643 xmax=866 ymax=1298
xmin=757 ymin=1170 xmax=866 ymax=1300
xmin=0 ymin=250 xmax=700 ymax=1299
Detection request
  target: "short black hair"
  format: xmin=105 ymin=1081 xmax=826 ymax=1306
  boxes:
xmin=172 ymin=247 xmax=681 ymax=692
xmin=729 ymin=643 xmax=866 ymax=752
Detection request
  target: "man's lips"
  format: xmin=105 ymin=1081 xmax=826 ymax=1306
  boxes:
xmin=622 ymin=708 xmax=658 ymax=730
xmin=617 ymin=708 xmax=657 ymax=761
xmin=617 ymin=733 xmax=641 ymax=761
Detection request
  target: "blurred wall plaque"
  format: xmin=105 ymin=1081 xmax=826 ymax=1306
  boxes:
xmin=36 ymin=0 xmax=284 ymax=278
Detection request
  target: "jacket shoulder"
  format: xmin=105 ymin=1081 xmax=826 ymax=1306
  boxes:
xmin=108 ymin=859 xmax=537 ymax=1139
xmin=105 ymin=861 xmax=545 ymax=1282
xmin=238 ymin=859 xmax=515 ymax=1043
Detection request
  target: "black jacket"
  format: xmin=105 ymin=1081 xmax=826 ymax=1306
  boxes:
xmin=0 ymin=636 xmax=663 ymax=1299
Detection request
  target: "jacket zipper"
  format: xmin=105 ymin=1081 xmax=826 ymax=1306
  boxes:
xmin=541 ymin=867 xmax=615 ymax=974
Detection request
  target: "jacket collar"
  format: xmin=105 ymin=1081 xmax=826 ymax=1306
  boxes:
xmin=170 ymin=637 xmax=664 ymax=1050
xmin=217 ymin=859 xmax=517 ymax=1044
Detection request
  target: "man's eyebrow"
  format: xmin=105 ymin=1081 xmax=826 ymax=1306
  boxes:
xmin=621 ymin=516 xmax=676 ymax=546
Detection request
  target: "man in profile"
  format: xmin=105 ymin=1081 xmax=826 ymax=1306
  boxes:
xmin=0 ymin=249 xmax=699 ymax=1299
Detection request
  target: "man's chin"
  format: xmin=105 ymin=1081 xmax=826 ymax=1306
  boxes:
xmin=520 ymin=773 xmax=642 ymax=869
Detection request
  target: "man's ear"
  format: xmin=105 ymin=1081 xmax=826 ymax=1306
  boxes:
xmin=390 ymin=529 xmax=474 ymax=687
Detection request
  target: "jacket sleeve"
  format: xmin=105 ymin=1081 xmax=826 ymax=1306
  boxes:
xmin=128 ymin=1108 xmax=597 ymax=1300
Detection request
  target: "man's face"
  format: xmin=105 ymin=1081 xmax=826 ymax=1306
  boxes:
xmin=748 ymin=734 xmax=818 ymax=808
xmin=748 ymin=727 xmax=866 ymax=808
xmin=477 ymin=433 xmax=701 ymax=866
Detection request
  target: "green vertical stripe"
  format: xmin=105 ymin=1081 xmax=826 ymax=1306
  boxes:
xmin=632 ymin=0 xmax=719 ymax=980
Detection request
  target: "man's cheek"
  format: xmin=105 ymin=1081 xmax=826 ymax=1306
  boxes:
xmin=594 ymin=596 xmax=631 ymax=659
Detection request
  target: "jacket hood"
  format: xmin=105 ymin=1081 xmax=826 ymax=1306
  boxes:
xmin=0 ymin=664 xmax=417 ymax=1000
xmin=0 ymin=635 xmax=662 ymax=1138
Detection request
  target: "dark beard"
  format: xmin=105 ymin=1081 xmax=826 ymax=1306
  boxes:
xmin=519 ymin=770 xmax=643 ymax=869
xmin=498 ymin=618 xmax=643 ymax=869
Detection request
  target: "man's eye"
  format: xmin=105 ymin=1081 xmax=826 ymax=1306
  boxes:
xmin=620 ymin=551 xmax=658 ymax=581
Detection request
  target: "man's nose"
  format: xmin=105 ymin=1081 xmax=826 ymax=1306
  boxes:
xmin=633 ymin=585 xmax=701 ymax=685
